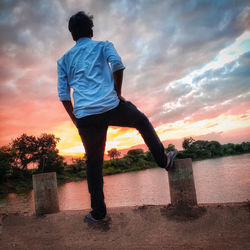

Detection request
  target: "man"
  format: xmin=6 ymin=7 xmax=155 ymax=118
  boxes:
xmin=57 ymin=11 xmax=177 ymax=224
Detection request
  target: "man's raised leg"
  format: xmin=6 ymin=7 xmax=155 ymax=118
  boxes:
xmin=106 ymin=100 xmax=168 ymax=168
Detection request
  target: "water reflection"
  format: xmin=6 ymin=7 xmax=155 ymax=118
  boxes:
xmin=0 ymin=154 xmax=249 ymax=213
xmin=0 ymin=192 xmax=34 ymax=213
xmin=104 ymin=168 xmax=170 ymax=208
xmin=193 ymin=154 xmax=250 ymax=203
xmin=58 ymin=181 xmax=90 ymax=210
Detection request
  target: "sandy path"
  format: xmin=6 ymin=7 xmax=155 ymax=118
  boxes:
xmin=0 ymin=203 xmax=249 ymax=250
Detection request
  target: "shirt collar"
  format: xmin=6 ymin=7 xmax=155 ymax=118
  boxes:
xmin=76 ymin=37 xmax=91 ymax=44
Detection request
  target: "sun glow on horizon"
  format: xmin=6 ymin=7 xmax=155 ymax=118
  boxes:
xmin=52 ymin=112 xmax=250 ymax=157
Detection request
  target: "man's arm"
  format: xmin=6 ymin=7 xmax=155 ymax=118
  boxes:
xmin=104 ymin=41 xmax=126 ymax=100
xmin=62 ymin=101 xmax=77 ymax=126
xmin=113 ymin=69 xmax=125 ymax=101
xmin=57 ymin=59 xmax=76 ymax=126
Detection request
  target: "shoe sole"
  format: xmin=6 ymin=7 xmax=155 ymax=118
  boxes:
xmin=166 ymin=150 xmax=178 ymax=171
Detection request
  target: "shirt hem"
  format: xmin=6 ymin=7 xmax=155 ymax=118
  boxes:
xmin=74 ymin=100 xmax=120 ymax=119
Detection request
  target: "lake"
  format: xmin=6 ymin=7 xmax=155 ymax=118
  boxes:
xmin=0 ymin=154 xmax=249 ymax=214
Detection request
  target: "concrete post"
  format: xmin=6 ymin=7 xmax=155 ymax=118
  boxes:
xmin=32 ymin=172 xmax=60 ymax=215
xmin=168 ymin=158 xmax=197 ymax=206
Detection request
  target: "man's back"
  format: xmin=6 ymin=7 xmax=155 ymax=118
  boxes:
xmin=57 ymin=11 xmax=175 ymax=223
xmin=57 ymin=38 xmax=125 ymax=119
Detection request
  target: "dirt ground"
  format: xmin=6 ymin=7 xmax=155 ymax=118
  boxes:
xmin=0 ymin=202 xmax=249 ymax=250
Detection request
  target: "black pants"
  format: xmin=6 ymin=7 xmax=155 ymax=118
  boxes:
xmin=76 ymin=100 xmax=167 ymax=220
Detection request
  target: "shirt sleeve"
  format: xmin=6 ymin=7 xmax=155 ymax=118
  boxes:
xmin=57 ymin=58 xmax=71 ymax=101
xmin=104 ymin=41 xmax=125 ymax=72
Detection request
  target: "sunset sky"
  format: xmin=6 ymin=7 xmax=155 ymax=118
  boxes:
xmin=0 ymin=0 xmax=250 ymax=157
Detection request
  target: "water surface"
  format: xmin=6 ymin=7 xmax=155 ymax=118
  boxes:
xmin=0 ymin=154 xmax=249 ymax=213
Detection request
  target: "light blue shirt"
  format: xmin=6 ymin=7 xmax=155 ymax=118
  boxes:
xmin=57 ymin=38 xmax=125 ymax=118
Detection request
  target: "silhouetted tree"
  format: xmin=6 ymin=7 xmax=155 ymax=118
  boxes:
xmin=11 ymin=134 xmax=37 ymax=170
xmin=182 ymin=137 xmax=195 ymax=150
xmin=207 ymin=141 xmax=222 ymax=157
xmin=234 ymin=144 xmax=244 ymax=154
xmin=127 ymin=149 xmax=144 ymax=156
xmin=107 ymin=148 xmax=121 ymax=160
xmin=241 ymin=142 xmax=250 ymax=152
xmin=38 ymin=150 xmax=64 ymax=174
xmin=222 ymin=143 xmax=235 ymax=155
xmin=10 ymin=133 xmax=63 ymax=173
xmin=35 ymin=134 xmax=61 ymax=172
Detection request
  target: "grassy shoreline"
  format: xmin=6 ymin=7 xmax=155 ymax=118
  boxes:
xmin=0 ymin=163 xmax=157 ymax=195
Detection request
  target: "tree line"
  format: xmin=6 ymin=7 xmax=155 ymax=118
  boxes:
xmin=178 ymin=137 xmax=250 ymax=160
xmin=0 ymin=133 xmax=249 ymax=194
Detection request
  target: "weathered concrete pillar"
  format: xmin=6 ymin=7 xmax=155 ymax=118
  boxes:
xmin=32 ymin=172 xmax=60 ymax=215
xmin=168 ymin=158 xmax=197 ymax=206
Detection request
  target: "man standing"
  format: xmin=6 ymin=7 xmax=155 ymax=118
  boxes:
xmin=57 ymin=11 xmax=177 ymax=223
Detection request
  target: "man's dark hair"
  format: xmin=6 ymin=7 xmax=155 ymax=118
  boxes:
xmin=68 ymin=11 xmax=94 ymax=41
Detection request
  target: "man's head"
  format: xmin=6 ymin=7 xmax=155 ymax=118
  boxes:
xmin=68 ymin=11 xmax=94 ymax=41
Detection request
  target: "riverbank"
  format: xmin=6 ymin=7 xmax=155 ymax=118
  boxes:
xmin=2 ymin=152 xmax=250 ymax=195
xmin=0 ymin=202 xmax=249 ymax=249
xmin=0 ymin=164 xmax=156 ymax=195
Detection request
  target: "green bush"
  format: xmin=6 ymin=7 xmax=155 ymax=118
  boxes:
xmin=127 ymin=149 xmax=144 ymax=156
xmin=103 ymin=166 xmax=121 ymax=175
xmin=0 ymin=146 xmax=14 ymax=181
xmin=144 ymin=151 xmax=154 ymax=162
xmin=65 ymin=162 xmax=85 ymax=174
xmin=10 ymin=167 xmax=32 ymax=179
xmin=0 ymin=161 xmax=11 ymax=181
xmin=78 ymin=170 xmax=87 ymax=178
xmin=37 ymin=151 xmax=64 ymax=174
